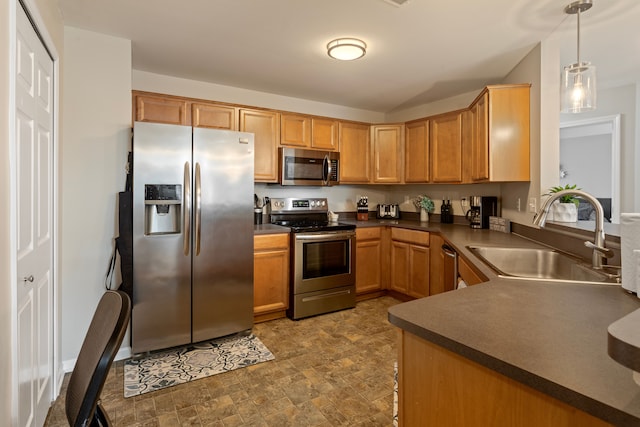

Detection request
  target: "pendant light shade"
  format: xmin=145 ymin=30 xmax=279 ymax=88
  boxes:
xmin=560 ymin=0 xmax=596 ymax=113
xmin=327 ymin=38 xmax=367 ymax=61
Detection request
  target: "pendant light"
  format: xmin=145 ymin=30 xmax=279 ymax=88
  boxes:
xmin=561 ymin=0 xmax=596 ymax=113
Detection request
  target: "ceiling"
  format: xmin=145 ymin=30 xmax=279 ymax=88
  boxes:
xmin=57 ymin=0 xmax=640 ymax=114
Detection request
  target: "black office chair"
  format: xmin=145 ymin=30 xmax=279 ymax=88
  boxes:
xmin=65 ymin=290 xmax=131 ymax=427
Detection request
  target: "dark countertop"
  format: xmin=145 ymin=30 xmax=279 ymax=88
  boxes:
xmin=253 ymin=223 xmax=289 ymax=235
xmin=382 ymin=221 xmax=640 ymax=426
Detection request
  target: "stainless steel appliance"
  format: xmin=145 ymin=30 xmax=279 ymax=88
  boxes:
xmin=278 ymin=147 xmax=339 ymax=186
xmin=132 ymin=121 xmax=254 ymax=354
xmin=466 ymin=196 xmax=498 ymax=229
xmin=270 ymin=198 xmax=355 ymax=319
xmin=376 ymin=204 xmax=400 ymax=219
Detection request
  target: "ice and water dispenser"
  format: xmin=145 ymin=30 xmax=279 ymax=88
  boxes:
xmin=144 ymin=184 xmax=182 ymax=235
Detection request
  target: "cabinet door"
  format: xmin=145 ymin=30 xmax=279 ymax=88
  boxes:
xmin=280 ymin=113 xmax=311 ymax=147
xmin=390 ymin=241 xmax=410 ymax=294
xmin=355 ymin=227 xmax=383 ymax=295
xmin=429 ymin=234 xmax=445 ymax=295
xmin=405 ymin=120 xmax=430 ymax=183
xmin=192 ymin=103 xmax=237 ymax=130
xmin=339 ymin=122 xmax=371 ymax=183
xmin=471 ymin=93 xmax=489 ymax=181
xmin=240 ymin=109 xmax=280 ymax=182
xmin=431 ymin=112 xmax=462 ymax=183
xmin=408 ymin=244 xmax=430 ymax=298
xmin=254 ymin=234 xmax=289 ymax=318
xmin=372 ymin=124 xmax=404 ymax=183
xmin=135 ymin=93 xmax=188 ymax=125
xmin=311 ymin=118 xmax=339 ymax=151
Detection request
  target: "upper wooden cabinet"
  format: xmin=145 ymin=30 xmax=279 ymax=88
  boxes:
xmin=430 ymin=111 xmax=463 ymax=183
xmin=280 ymin=113 xmax=311 ymax=147
xmin=311 ymin=118 xmax=339 ymax=151
xmin=371 ymin=124 xmax=404 ymax=184
xmin=405 ymin=120 xmax=430 ymax=183
xmin=134 ymin=93 xmax=188 ymax=125
xmin=467 ymin=84 xmax=531 ymax=182
xmin=240 ymin=109 xmax=280 ymax=183
xmin=339 ymin=122 xmax=371 ymax=183
xmin=192 ymin=103 xmax=237 ymax=130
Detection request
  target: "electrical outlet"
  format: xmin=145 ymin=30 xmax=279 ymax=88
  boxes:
xmin=516 ymin=198 xmax=521 ymax=212
xmin=528 ymin=198 xmax=537 ymax=213
xmin=461 ymin=197 xmax=468 ymax=207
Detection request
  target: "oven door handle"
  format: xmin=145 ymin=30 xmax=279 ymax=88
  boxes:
xmin=295 ymin=231 xmax=355 ymax=241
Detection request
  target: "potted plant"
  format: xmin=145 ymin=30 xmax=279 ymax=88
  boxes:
xmin=547 ymin=184 xmax=581 ymax=222
xmin=414 ymin=195 xmax=435 ymax=222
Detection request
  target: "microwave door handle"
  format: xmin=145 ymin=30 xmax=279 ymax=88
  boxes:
xmin=322 ymin=155 xmax=330 ymax=185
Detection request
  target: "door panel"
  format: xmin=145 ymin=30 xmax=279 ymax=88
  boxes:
xmin=15 ymin=3 xmax=54 ymax=425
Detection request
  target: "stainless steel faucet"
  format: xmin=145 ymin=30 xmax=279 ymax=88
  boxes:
xmin=532 ymin=189 xmax=613 ymax=269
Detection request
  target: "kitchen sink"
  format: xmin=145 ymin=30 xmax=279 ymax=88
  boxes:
xmin=467 ymin=246 xmax=621 ymax=285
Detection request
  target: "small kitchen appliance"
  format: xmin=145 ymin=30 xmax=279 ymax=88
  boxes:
xmin=269 ymin=198 xmax=356 ymax=320
xmin=466 ymin=196 xmax=498 ymax=229
xmin=278 ymin=147 xmax=339 ymax=186
xmin=357 ymin=196 xmax=369 ymax=220
xmin=376 ymin=204 xmax=400 ymax=219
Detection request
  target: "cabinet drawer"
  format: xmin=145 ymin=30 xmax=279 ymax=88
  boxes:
xmin=356 ymin=227 xmax=381 ymax=241
xmin=391 ymin=228 xmax=429 ymax=246
xmin=254 ymin=233 xmax=289 ymax=251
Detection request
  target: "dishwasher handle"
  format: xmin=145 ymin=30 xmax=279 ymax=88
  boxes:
xmin=442 ymin=244 xmax=458 ymax=291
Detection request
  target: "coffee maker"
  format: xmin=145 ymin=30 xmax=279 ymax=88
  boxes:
xmin=466 ymin=196 xmax=497 ymax=229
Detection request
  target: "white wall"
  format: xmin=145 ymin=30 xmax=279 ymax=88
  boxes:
xmin=61 ymin=27 xmax=131 ymax=368
xmin=133 ymin=70 xmax=385 ymax=124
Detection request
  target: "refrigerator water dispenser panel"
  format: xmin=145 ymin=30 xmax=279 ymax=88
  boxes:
xmin=144 ymin=184 xmax=182 ymax=235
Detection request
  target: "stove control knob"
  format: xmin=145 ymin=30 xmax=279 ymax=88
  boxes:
xmin=321 ymin=200 xmax=326 ymax=207
xmin=310 ymin=200 xmax=316 ymax=207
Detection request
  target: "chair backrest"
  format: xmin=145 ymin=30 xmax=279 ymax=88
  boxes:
xmin=65 ymin=290 xmax=131 ymax=427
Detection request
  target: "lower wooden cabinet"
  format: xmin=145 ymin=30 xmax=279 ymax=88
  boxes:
xmin=459 ymin=255 xmax=486 ymax=286
xmin=397 ymin=330 xmax=612 ymax=427
xmin=355 ymin=227 xmax=384 ymax=298
xmin=253 ymin=233 xmax=289 ymax=322
xmin=390 ymin=228 xmax=430 ymax=298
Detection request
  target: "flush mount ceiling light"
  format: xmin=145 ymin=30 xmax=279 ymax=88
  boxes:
xmin=327 ymin=38 xmax=367 ymax=61
xmin=561 ymin=0 xmax=596 ymax=113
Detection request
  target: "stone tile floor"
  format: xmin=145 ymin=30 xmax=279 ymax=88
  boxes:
xmin=45 ymin=296 xmax=401 ymax=426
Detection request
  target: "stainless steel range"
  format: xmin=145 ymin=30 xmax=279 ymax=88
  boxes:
xmin=269 ymin=198 xmax=356 ymax=320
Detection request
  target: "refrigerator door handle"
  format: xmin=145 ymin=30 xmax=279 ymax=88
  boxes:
xmin=183 ymin=161 xmax=191 ymax=256
xmin=195 ymin=162 xmax=202 ymax=256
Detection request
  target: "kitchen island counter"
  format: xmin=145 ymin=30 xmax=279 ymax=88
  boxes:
xmin=386 ymin=223 xmax=640 ymax=425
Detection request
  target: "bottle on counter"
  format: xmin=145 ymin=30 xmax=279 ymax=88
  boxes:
xmin=441 ymin=199 xmax=453 ymax=224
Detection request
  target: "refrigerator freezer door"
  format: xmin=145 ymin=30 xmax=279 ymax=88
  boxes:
xmin=132 ymin=122 xmax=193 ymax=353
xmin=192 ymin=128 xmax=255 ymax=343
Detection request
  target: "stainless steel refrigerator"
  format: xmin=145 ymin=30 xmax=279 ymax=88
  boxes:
xmin=131 ymin=121 xmax=254 ymax=354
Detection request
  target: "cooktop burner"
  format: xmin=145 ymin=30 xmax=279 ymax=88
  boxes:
xmin=268 ymin=197 xmax=355 ymax=233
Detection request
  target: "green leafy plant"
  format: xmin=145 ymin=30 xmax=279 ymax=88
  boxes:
xmin=547 ymin=184 xmax=581 ymax=207
xmin=413 ymin=195 xmax=435 ymax=212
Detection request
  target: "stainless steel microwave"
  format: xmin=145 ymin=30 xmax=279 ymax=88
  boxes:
xmin=278 ymin=147 xmax=339 ymax=186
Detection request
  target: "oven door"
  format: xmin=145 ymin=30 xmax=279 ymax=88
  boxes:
xmin=293 ymin=230 xmax=355 ymax=294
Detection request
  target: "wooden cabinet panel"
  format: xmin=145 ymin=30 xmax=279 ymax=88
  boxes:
xmin=429 ymin=234 xmax=445 ymax=295
xmin=405 ymin=120 xmax=430 ymax=183
xmin=466 ymin=84 xmax=530 ymax=182
xmin=135 ymin=93 xmax=188 ymax=125
xmin=311 ymin=118 xmax=339 ymax=151
xmin=254 ymin=234 xmax=289 ymax=321
xmin=240 ymin=109 xmax=280 ymax=182
xmin=280 ymin=113 xmax=311 ymax=147
xmin=391 ymin=228 xmax=429 ymax=246
xmin=356 ymin=240 xmax=382 ymax=294
xmin=192 ymin=103 xmax=237 ymax=130
xmin=339 ymin=122 xmax=371 ymax=183
xmin=430 ymin=112 xmax=462 ymax=183
xmin=408 ymin=245 xmax=429 ymax=298
xmin=372 ymin=124 xmax=404 ymax=183
xmin=398 ymin=331 xmax=612 ymax=427
xmin=458 ymin=256 xmax=486 ymax=286
xmin=390 ymin=241 xmax=410 ymax=294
